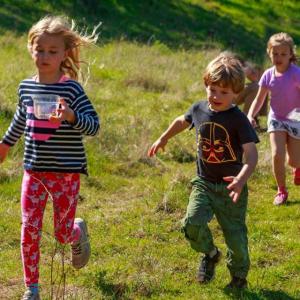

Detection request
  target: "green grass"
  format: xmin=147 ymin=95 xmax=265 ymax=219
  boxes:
xmin=1 ymin=0 xmax=300 ymax=61
xmin=0 ymin=1 xmax=300 ymax=299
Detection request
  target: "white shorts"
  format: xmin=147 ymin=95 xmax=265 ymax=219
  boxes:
xmin=268 ymin=117 xmax=300 ymax=139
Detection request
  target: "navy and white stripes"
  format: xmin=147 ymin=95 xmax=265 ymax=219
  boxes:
xmin=1 ymin=78 xmax=100 ymax=174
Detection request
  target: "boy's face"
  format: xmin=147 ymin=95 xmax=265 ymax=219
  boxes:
xmin=206 ymin=84 xmax=237 ymax=112
xmin=244 ymin=66 xmax=260 ymax=82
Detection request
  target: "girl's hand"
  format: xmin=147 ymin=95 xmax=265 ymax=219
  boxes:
xmin=223 ymin=176 xmax=243 ymax=203
xmin=0 ymin=142 xmax=10 ymax=163
xmin=148 ymin=137 xmax=168 ymax=157
xmin=247 ymin=115 xmax=257 ymax=128
xmin=49 ymin=98 xmax=75 ymax=124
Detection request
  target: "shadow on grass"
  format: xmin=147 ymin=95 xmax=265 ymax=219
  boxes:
xmin=286 ymin=199 xmax=300 ymax=206
xmin=224 ymin=287 xmax=298 ymax=300
xmin=93 ymin=270 xmax=129 ymax=299
xmin=1 ymin=0 xmax=299 ymax=61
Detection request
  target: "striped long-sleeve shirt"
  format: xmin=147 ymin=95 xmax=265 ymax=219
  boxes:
xmin=1 ymin=78 xmax=100 ymax=174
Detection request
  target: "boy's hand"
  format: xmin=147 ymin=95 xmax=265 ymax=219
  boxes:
xmin=0 ymin=142 xmax=10 ymax=163
xmin=148 ymin=137 xmax=168 ymax=157
xmin=49 ymin=98 xmax=75 ymax=124
xmin=223 ymin=176 xmax=243 ymax=203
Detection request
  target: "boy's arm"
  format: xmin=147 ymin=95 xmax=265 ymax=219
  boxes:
xmin=236 ymin=142 xmax=258 ymax=186
xmin=148 ymin=115 xmax=190 ymax=157
xmin=247 ymin=86 xmax=268 ymax=127
xmin=223 ymin=142 xmax=258 ymax=203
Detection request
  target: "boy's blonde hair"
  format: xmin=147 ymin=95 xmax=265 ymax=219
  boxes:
xmin=203 ymin=53 xmax=245 ymax=94
xmin=28 ymin=15 xmax=100 ymax=81
xmin=267 ymin=32 xmax=297 ymax=63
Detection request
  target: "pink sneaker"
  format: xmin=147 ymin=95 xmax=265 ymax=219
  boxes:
xmin=293 ymin=168 xmax=300 ymax=185
xmin=71 ymin=218 xmax=91 ymax=269
xmin=273 ymin=191 xmax=288 ymax=206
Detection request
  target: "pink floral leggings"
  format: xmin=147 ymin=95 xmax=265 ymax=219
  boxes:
xmin=21 ymin=170 xmax=81 ymax=286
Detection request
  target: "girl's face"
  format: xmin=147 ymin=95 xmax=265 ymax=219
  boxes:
xmin=269 ymin=44 xmax=292 ymax=73
xmin=30 ymin=33 xmax=67 ymax=77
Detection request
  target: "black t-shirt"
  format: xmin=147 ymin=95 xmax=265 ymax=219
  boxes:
xmin=184 ymin=101 xmax=259 ymax=183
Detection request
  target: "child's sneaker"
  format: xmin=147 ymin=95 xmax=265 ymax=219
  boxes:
xmin=293 ymin=168 xmax=300 ymax=185
xmin=71 ymin=218 xmax=91 ymax=269
xmin=226 ymin=276 xmax=248 ymax=289
xmin=197 ymin=249 xmax=222 ymax=283
xmin=22 ymin=289 xmax=40 ymax=300
xmin=273 ymin=190 xmax=288 ymax=206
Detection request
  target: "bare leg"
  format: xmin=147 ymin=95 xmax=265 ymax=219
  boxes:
xmin=286 ymin=136 xmax=300 ymax=168
xmin=270 ymin=132 xmax=287 ymax=188
xmin=286 ymin=135 xmax=300 ymax=185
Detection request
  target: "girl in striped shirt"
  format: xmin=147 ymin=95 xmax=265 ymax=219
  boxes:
xmin=0 ymin=15 xmax=100 ymax=300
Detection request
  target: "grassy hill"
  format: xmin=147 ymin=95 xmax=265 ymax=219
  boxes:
xmin=0 ymin=1 xmax=300 ymax=299
xmin=1 ymin=0 xmax=300 ymax=60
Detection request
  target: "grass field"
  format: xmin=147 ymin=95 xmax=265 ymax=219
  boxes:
xmin=0 ymin=1 xmax=300 ymax=299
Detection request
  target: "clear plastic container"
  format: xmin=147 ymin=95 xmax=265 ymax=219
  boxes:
xmin=32 ymin=94 xmax=59 ymax=119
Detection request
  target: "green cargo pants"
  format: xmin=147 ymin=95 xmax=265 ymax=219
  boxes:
xmin=181 ymin=176 xmax=250 ymax=279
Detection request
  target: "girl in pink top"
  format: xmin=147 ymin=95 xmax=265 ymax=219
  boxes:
xmin=248 ymin=32 xmax=300 ymax=205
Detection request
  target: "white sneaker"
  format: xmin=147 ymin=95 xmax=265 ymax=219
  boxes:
xmin=22 ymin=289 xmax=40 ymax=300
xmin=71 ymin=218 xmax=91 ymax=269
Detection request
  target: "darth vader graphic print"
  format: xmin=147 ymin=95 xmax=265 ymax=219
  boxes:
xmin=197 ymin=122 xmax=236 ymax=163
xmin=184 ymin=101 xmax=259 ymax=182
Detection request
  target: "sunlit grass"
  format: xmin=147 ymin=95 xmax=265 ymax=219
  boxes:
xmin=0 ymin=3 xmax=300 ymax=298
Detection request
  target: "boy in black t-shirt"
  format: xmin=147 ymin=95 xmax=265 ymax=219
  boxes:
xmin=148 ymin=54 xmax=259 ymax=289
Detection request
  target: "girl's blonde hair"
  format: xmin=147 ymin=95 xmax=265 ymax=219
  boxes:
xmin=28 ymin=15 xmax=100 ymax=81
xmin=267 ymin=32 xmax=297 ymax=63
xmin=203 ymin=53 xmax=245 ymax=94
